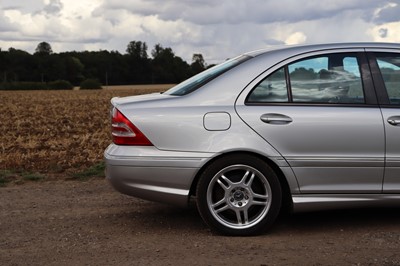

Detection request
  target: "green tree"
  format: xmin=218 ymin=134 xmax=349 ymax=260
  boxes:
xmin=151 ymin=43 xmax=164 ymax=58
xmin=65 ymin=57 xmax=84 ymax=85
xmin=0 ymin=48 xmax=7 ymax=82
xmin=34 ymin=42 xmax=57 ymax=82
xmin=6 ymin=48 xmax=36 ymax=82
xmin=126 ymin=41 xmax=148 ymax=59
xmin=126 ymin=41 xmax=151 ymax=84
xmin=35 ymin=42 xmax=53 ymax=55
xmin=151 ymin=44 xmax=175 ymax=83
xmin=0 ymin=40 xmax=207 ymax=86
xmin=191 ymin=53 xmax=206 ymax=74
xmin=151 ymin=44 xmax=191 ymax=83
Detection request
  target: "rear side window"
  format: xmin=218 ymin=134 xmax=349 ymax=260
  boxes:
xmin=375 ymin=53 xmax=400 ymax=105
xmin=247 ymin=53 xmax=365 ymax=104
xmin=247 ymin=68 xmax=288 ymax=102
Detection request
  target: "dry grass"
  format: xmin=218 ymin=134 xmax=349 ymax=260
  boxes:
xmin=0 ymin=84 xmax=173 ymax=176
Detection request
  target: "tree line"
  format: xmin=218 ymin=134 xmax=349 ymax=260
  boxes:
xmin=0 ymin=41 xmax=209 ymax=86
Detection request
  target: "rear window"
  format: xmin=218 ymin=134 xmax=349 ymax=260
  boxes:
xmin=164 ymin=55 xmax=251 ymax=96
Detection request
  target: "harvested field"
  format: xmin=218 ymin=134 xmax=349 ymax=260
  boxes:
xmin=0 ymin=84 xmax=173 ymax=178
xmin=2 ymin=85 xmax=400 ymax=265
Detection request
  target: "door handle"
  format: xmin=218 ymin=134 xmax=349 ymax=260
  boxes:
xmin=388 ymin=116 xmax=400 ymax=126
xmin=260 ymin=113 xmax=293 ymax=124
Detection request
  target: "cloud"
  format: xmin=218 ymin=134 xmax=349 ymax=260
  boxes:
xmin=370 ymin=21 xmax=400 ymax=42
xmin=378 ymin=28 xmax=388 ymax=38
xmin=43 ymin=0 xmax=63 ymax=15
xmin=1 ymin=0 xmax=45 ymax=14
xmin=373 ymin=2 xmax=400 ymax=24
xmin=88 ymin=0 xmax=392 ymax=62
xmin=285 ymin=32 xmax=307 ymax=45
xmin=0 ymin=0 xmax=399 ymax=65
xmin=369 ymin=1 xmax=400 ymax=42
xmin=97 ymin=0 xmax=381 ymax=25
xmin=0 ymin=11 xmax=17 ymax=32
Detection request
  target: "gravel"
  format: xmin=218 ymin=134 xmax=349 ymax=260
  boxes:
xmin=1 ymin=179 xmax=400 ymax=265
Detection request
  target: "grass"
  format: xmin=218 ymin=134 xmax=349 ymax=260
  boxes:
xmin=0 ymin=178 xmax=7 ymax=187
xmin=0 ymin=170 xmax=15 ymax=187
xmin=0 ymin=169 xmax=44 ymax=186
xmin=22 ymin=172 xmax=45 ymax=181
xmin=70 ymin=162 xmax=106 ymax=180
xmin=1 ymin=162 xmax=106 ymax=186
xmin=0 ymin=170 xmax=13 ymax=187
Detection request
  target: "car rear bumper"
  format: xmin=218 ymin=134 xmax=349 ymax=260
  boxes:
xmin=104 ymin=144 xmax=215 ymax=207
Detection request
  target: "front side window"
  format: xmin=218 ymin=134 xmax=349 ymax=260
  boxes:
xmin=375 ymin=53 xmax=400 ymax=105
xmin=247 ymin=53 xmax=365 ymax=104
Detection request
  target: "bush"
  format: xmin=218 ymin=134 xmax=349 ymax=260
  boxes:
xmin=47 ymin=80 xmax=74 ymax=90
xmin=80 ymin=79 xmax=102 ymax=90
xmin=0 ymin=81 xmax=73 ymax=90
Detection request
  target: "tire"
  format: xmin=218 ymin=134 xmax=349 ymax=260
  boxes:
xmin=196 ymin=154 xmax=282 ymax=236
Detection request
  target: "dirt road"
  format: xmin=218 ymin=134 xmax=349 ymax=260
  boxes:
xmin=1 ymin=179 xmax=400 ymax=265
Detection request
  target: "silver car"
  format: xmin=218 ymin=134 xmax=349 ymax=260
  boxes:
xmin=105 ymin=43 xmax=400 ymax=235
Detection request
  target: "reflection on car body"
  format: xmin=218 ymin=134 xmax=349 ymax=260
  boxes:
xmin=105 ymin=43 xmax=400 ymax=235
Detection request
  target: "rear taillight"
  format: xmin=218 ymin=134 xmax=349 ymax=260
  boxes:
xmin=111 ymin=107 xmax=153 ymax=146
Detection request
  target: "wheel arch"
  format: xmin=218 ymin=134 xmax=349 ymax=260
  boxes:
xmin=189 ymin=151 xmax=293 ymax=213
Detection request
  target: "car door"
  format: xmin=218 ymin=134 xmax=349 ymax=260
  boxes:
xmin=236 ymin=50 xmax=385 ymax=193
xmin=368 ymin=51 xmax=400 ymax=192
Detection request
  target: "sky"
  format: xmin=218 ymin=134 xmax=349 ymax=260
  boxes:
xmin=0 ymin=0 xmax=399 ymax=64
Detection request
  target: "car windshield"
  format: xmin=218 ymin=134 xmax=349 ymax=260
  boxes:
xmin=164 ymin=55 xmax=251 ymax=96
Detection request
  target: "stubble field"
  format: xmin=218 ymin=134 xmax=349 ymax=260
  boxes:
xmin=0 ymin=84 xmax=172 ymax=180
xmin=2 ymin=84 xmax=400 ymax=265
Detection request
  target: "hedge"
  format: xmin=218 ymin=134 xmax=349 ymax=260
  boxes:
xmin=0 ymin=80 xmax=73 ymax=90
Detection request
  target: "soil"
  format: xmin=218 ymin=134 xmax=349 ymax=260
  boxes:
xmin=0 ymin=86 xmax=170 ymax=174
xmin=1 ymin=179 xmax=400 ymax=266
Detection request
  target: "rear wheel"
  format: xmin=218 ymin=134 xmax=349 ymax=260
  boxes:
xmin=196 ymin=154 xmax=282 ymax=236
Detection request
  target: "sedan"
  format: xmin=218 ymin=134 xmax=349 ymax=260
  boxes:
xmin=105 ymin=42 xmax=400 ymax=236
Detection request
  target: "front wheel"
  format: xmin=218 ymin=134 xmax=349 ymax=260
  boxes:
xmin=196 ymin=154 xmax=282 ymax=236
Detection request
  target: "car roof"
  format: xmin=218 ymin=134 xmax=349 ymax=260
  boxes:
xmin=245 ymin=42 xmax=400 ymax=58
